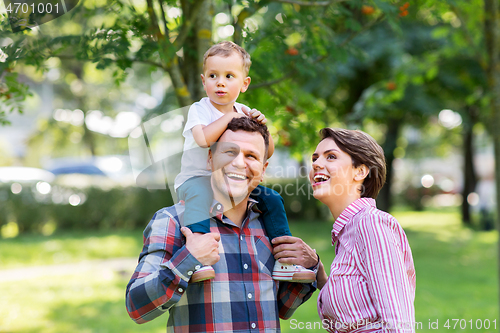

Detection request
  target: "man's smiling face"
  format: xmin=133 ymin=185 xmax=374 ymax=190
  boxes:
xmin=209 ymin=129 xmax=268 ymax=207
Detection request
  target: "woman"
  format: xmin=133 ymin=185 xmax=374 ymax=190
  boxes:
xmin=312 ymin=128 xmax=416 ymax=333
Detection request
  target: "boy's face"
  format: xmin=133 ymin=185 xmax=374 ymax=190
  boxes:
xmin=201 ymin=52 xmax=251 ymax=112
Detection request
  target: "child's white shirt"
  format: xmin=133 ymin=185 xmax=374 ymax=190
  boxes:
xmin=174 ymin=97 xmax=247 ymax=190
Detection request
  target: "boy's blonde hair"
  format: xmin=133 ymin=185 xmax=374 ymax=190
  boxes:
xmin=203 ymin=41 xmax=252 ymax=76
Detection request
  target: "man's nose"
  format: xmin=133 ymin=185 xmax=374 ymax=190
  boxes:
xmin=231 ymin=152 xmax=245 ymax=167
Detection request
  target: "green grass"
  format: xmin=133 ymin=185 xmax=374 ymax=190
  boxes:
xmin=0 ymin=209 xmax=498 ymax=332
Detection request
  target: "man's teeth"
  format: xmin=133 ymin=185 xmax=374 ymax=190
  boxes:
xmin=314 ymin=174 xmax=330 ymax=183
xmin=227 ymin=173 xmax=247 ymax=180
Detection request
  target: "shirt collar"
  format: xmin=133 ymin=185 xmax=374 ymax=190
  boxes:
xmin=331 ymin=197 xmax=376 ymax=244
xmin=209 ymin=198 xmax=258 ymax=223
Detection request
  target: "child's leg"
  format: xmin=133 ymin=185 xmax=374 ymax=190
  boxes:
xmin=250 ymin=185 xmax=292 ymax=240
xmin=251 ymin=185 xmax=316 ymax=283
xmin=176 ymin=176 xmax=213 ymax=234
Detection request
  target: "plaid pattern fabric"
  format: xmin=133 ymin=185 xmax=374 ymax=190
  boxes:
xmin=126 ymin=200 xmax=316 ymax=332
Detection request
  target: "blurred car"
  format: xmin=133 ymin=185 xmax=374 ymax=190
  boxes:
xmin=44 ymin=156 xmax=135 ymax=188
xmin=0 ymin=166 xmax=55 ymax=183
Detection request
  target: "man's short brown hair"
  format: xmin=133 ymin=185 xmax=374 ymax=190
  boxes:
xmin=319 ymin=128 xmax=387 ymax=199
xmin=211 ymin=117 xmax=269 ymax=159
xmin=203 ymin=41 xmax=252 ymax=76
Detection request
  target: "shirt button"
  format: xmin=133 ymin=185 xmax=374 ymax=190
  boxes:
xmin=187 ymin=271 xmax=193 ymax=276
xmin=243 ymin=264 xmax=248 ymax=270
xmin=195 ymin=265 xmax=201 ymax=270
xmin=216 ymin=204 xmax=222 ymax=210
xmin=178 ymin=288 xmax=183 ymax=293
xmin=247 ymin=293 xmax=252 ymax=299
xmin=251 ymin=323 xmax=256 ymax=329
xmin=240 ymin=235 xmax=243 ymax=241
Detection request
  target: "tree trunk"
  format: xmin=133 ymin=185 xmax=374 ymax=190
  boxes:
xmin=461 ymin=107 xmax=478 ymax=226
xmin=378 ymin=117 xmax=402 ymax=212
xmin=484 ymin=0 xmax=500 ymax=318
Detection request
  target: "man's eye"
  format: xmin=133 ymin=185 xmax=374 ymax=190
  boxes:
xmin=224 ymin=150 xmax=237 ymax=155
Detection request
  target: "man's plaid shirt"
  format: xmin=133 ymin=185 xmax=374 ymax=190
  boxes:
xmin=125 ymin=199 xmax=316 ymax=332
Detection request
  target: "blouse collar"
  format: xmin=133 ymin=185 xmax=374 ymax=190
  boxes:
xmin=331 ymin=197 xmax=376 ymax=244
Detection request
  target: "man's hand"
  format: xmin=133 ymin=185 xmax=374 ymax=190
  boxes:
xmin=181 ymin=227 xmax=221 ymax=266
xmin=272 ymin=236 xmax=318 ymax=268
xmin=242 ymin=106 xmax=267 ymax=124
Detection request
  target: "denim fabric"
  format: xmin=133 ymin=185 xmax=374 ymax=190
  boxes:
xmin=251 ymin=185 xmax=292 ymax=240
xmin=176 ymin=176 xmax=212 ymax=234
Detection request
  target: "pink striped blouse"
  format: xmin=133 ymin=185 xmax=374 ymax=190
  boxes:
xmin=318 ymin=198 xmax=416 ymax=333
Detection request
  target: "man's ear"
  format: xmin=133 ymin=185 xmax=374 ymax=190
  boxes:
xmin=354 ymin=164 xmax=369 ymax=182
xmin=260 ymin=160 xmax=269 ymax=182
xmin=240 ymin=76 xmax=251 ymax=93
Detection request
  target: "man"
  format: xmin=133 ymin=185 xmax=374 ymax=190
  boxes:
xmin=126 ymin=117 xmax=319 ymax=332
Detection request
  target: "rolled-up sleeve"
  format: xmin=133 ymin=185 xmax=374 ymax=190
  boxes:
xmin=125 ymin=208 xmax=202 ymax=324
xmin=277 ymin=281 xmax=316 ymax=320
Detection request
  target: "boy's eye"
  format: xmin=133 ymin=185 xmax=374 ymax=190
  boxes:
xmin=209 ymin=74 xmax=216 ymax=78
xmin=226 ymin=74 xmax=234 ymax=79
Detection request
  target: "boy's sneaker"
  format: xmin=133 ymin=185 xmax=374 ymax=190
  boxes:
xmin=190 ymin=265 xmax=215 ymax=283
xmin=272 ymin=261 xmax=316 ymax=283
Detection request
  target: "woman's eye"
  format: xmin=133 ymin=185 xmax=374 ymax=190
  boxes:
xmin=312 ymin=157 xmax=317 ymax=162
xmin=327 ymin=154 xmax=336 ymax=160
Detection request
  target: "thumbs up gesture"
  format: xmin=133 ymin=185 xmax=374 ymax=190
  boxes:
xmin=181 ymin=227 xmax=221 ymax=266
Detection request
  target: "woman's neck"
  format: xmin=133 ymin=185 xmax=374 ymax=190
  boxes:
xmin=325 ymin=193 xmax=361 ymax=221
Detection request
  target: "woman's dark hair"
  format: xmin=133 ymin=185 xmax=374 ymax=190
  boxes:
xmin=319 ymin=128 xmax=387 ymax=199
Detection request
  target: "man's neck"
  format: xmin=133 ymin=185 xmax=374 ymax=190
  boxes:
xmin=216 ymin=196 xmax=249 ymax=227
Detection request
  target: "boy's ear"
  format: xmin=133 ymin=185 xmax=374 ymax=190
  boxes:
xmin=354 ymin=164 xmax=369 ymax=182
xmin=201 ymin=74 xmax=206 ymax=86
xmin=240 ymin=76 xmax=251 ymax=93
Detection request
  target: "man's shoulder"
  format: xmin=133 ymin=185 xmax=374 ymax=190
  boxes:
xmin=146 ymin=203 xmax=185 ymax=232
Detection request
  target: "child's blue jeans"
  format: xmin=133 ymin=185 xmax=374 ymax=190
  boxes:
xmin=176 ymin=175 xmax=291 ymax=239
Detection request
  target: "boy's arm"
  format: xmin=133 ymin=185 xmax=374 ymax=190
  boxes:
xmin=268 ymin=135 xmax=275 ymax=158
xmin=192 ymin=112 xmax=244 ymax=148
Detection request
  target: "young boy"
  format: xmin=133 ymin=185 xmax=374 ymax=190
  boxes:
xmin=174 ymin=41 xmax=315 ymax=283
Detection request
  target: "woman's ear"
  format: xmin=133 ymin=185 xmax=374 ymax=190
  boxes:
xmin=354 ymin=164 xmax=369 ymax=182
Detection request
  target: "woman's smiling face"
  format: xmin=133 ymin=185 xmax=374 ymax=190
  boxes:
xmin=309 ymin=138 xmax=357 ymax=202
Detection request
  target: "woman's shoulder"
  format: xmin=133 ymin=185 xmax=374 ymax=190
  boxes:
xmin=355 ymin=205 xmax=401 ymax=233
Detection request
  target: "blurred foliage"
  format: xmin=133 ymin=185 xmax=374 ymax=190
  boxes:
xmin=0 ymin=0 xmax=498 ymax=217
xmin=0 ymin=184 xmax=174 ymax=234
xmin=0 ymin=179 xmax=329 ymax=235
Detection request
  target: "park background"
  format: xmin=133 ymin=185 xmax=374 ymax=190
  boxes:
xmin=1 ymin=0 xmax=499 ymax=331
